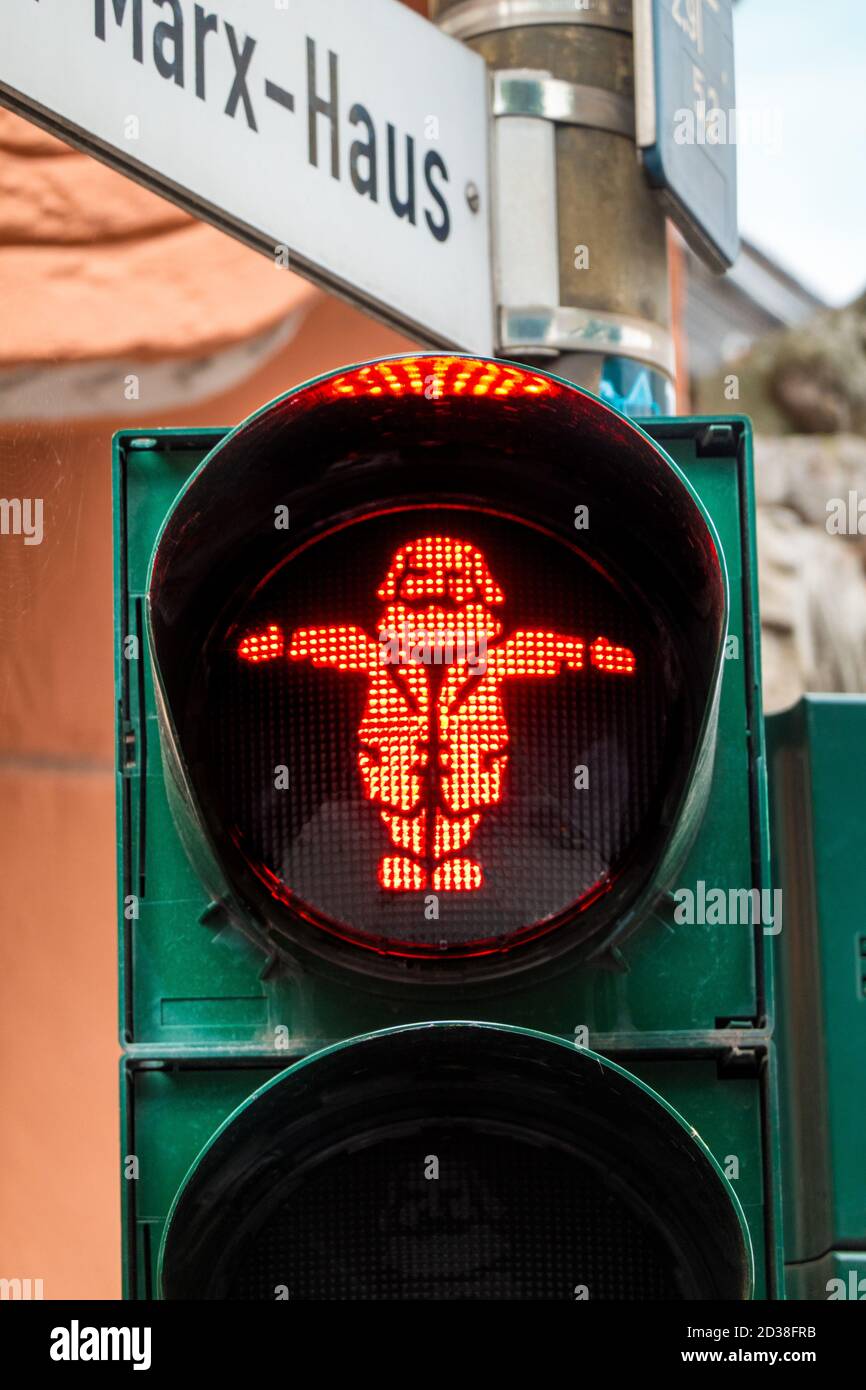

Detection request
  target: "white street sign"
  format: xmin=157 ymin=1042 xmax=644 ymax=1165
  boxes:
xmin=0 ymin=0 xmax=494 ymax=352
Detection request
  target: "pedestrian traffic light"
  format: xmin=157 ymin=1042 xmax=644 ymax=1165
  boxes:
xmin=116 ymin=353 xmax=779 ymax=1301
xmin=145 ymin=356 xmax=726 ymax=983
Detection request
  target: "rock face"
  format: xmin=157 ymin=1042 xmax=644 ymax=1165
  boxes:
xmin=694 ymin=286 xmax=866 ymax=710
xmin=766 ymin=293 xmax=866 ymax=436
xmin=755 ymin=434 xmax=866 ymax=711
xmin=695 ymin=291 xmax=866 ymax=438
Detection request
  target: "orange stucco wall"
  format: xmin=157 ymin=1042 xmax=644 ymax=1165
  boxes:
xmin=0 ymin=298 xmax=419 ymax=1302
xmin=0 ymin=1 xmax=430 ymax=1296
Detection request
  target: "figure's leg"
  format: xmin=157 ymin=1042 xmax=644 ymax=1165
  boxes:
xmin=434 ymin=811 xmax=481 ymax=856
xmin=379 ymin=856 xmax=427 ymax=891
xmin=432 ymin=859 xmax=483 ymax=891
xmin=378 ymin=810 xmax=427 ymax=891
xmin=431 ymin=812 xmax=483 ymax=892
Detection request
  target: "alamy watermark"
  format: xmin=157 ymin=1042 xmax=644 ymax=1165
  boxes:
xmin=826 ymin=1272 xmax=866 ymax=1300
xmin=674 ymin=103 xmax=783 ymax=154
xmin=826 ymin=492 xmax=866 ymax=535
xmin=0 ymin=1276 xmax=43 ymax=1299
xmin=50 ymin=1322 xmax=151 ymax=1371
xmin=0 ymin=497 xmax=43 ymax=546
xmin=673 ymin=881 xmax=782 ymax=936
xmin=378 ymin=622 xmax=488 ymax=673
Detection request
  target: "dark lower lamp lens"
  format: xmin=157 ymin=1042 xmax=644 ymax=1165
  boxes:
xmin=160 ymin=1024 xmax=753 ymax=1301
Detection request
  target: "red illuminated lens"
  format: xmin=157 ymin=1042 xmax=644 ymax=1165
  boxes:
xmin=238 ymin=536 xmax=635 ymax=894
xmin=330 ymin=358 xmax=558 ymax=401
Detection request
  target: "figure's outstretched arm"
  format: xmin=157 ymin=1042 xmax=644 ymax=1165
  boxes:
xmin=495 ymin=631 xmax=586 ymax=677
xmin=237 ymin=623 xmax=286 ymax=663
xmin=588 ymin=635 xmax=636 ymax=675
xmin=289 ymin=625 xmax=377 ymax=673
xmin=237 ymin=623 xmax=377 ymax=672
xmin=495 ymin=631 xmax=635 ymax=678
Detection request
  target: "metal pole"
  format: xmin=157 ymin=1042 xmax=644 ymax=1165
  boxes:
xmin=430 ymin=0 xmax=674 ymax=414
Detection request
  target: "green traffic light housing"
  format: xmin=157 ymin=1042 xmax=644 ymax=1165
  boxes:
xmin=116 ymin=356 xmax=786 ymax=1301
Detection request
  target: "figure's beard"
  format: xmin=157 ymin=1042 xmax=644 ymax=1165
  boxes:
xmin=377 ymin=603 xmax=501 ymax=671
xmin=380 ymin=602 xmax=502 ymax=643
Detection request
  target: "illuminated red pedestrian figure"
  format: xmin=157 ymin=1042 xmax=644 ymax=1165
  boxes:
xmin=238 ymin=535 xmax=636 ymax=893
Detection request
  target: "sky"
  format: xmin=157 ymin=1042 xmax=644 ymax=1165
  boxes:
xmin=734 ymin=0 xmax=866 ymax=305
